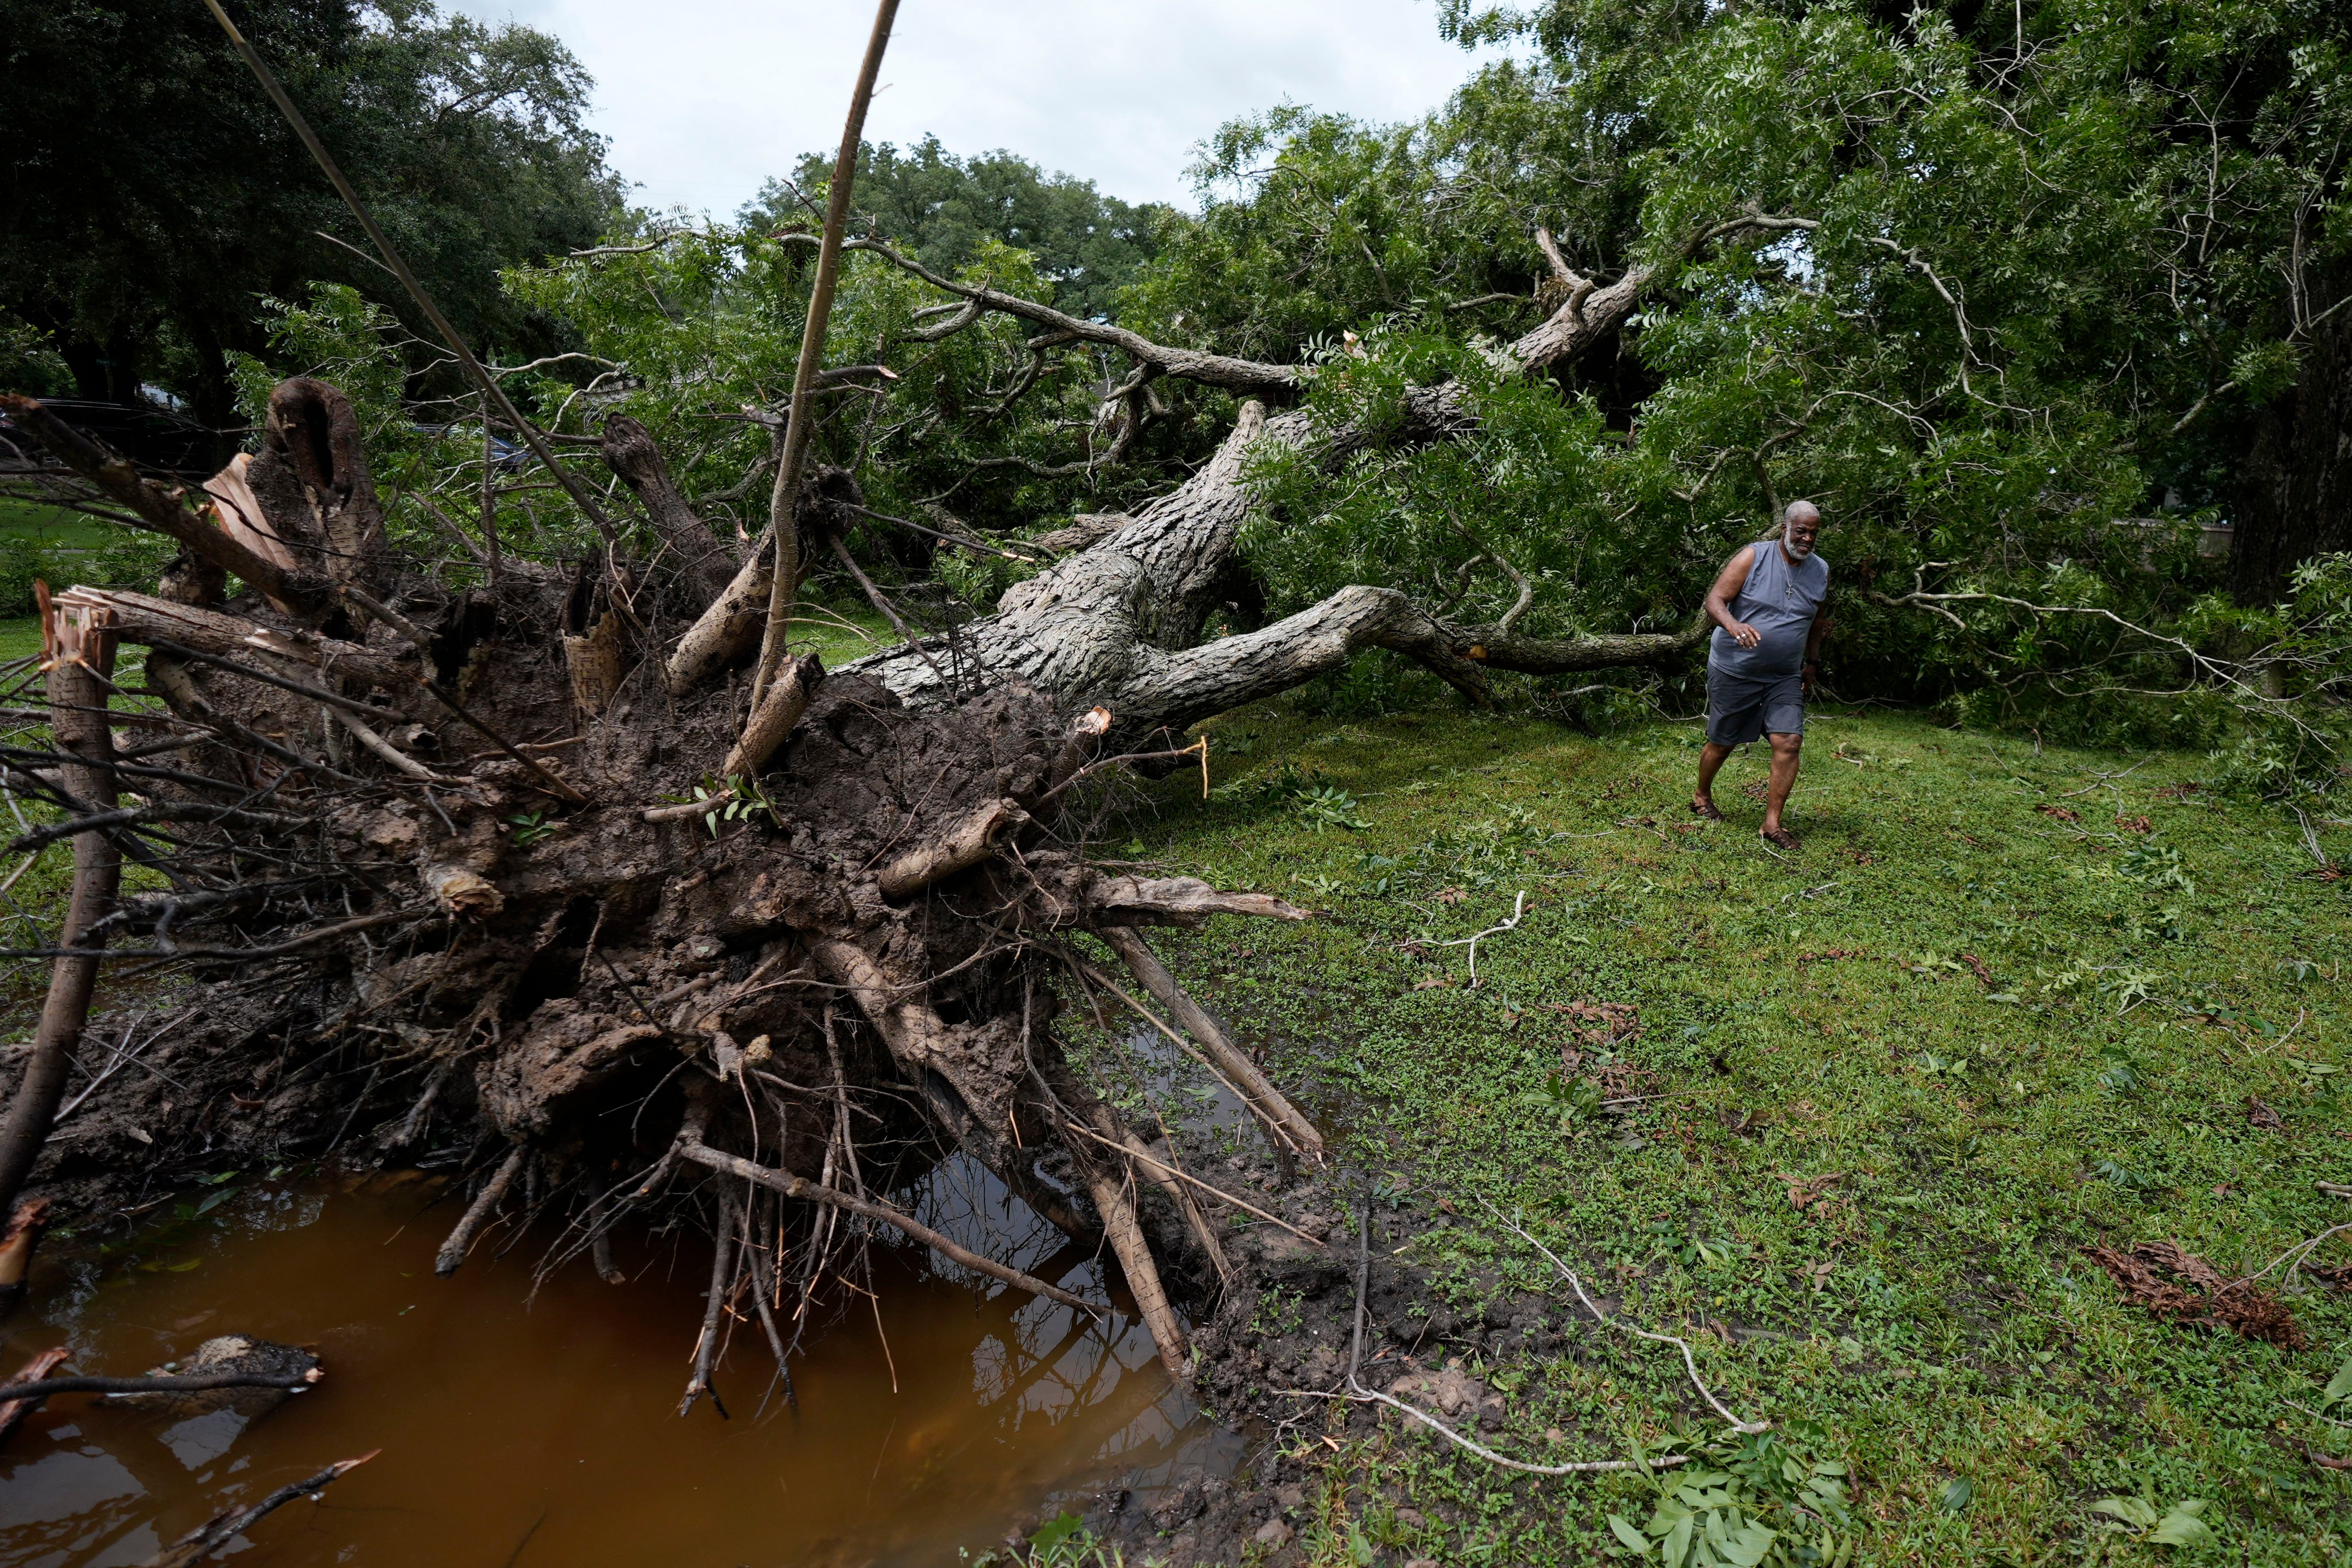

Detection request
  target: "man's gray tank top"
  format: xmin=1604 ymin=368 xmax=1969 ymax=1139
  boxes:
xmin=1709 ymin=538 xmax=1829 ymax=679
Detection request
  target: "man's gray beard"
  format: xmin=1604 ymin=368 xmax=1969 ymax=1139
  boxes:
xmin=1785 ymin=539 xmax=1815 ymax=558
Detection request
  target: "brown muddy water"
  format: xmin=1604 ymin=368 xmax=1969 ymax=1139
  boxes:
xmin=0 ymin=1162 xmax=1235 ymax=1567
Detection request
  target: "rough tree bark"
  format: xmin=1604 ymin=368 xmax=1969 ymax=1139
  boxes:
xmin=0 ymin=600 xmax=120 ymax=1218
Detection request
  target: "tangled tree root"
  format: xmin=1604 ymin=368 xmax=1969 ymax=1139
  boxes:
xmin=0 ymin=378 xmax=1336 ymax=1401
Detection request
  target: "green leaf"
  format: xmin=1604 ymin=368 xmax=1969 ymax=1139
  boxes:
xmin=2091 ymin=1496 xmax=2159 ymax=1529
xmin=2148 ymin=1501 xmax=2211 ymax=1548
xmin=1608 ymin=1514 xmax=1654 ymax=1555
xmin=1662 ymin=1512 xmax=1694 ymax=1568
xmin=1028 ymin=1513 xmax=1085 ymax=1551
xmin=193 ymin=1187 xmax=234 ymax=1215
xmin=1719 ymin=1523 xmax=1778 ymax=1568
xmin=2324 ymin=1357 xmax=2352 ymax=1409
xmin=1938 ymin=1477 xmax=1972 ymax=1512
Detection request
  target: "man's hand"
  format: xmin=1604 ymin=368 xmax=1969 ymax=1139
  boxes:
xmin=1725 ymin=621 xmax=1761 ymax=649
xmin=1802 ymin=659 xmax=1819 ymax=696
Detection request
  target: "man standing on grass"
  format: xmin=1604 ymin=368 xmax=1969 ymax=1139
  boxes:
xmin=1690 ymin=501 xmax=1829 ymax=849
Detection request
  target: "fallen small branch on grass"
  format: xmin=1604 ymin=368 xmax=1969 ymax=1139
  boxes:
xmin=1427 ymin=890 xmax=1530 ymax=986
xmin=1279 ymin=1202 xmax=1695 ymax=1476
xmin=1482 ymin=1197 xmax=1772 ymax=1436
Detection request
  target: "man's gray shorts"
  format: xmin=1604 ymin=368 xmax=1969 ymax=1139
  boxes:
xmin=1705 ymin=665 xmax=1805 ymax=745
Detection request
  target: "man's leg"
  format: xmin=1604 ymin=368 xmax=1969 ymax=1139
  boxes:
xmin=1693 ymin=742 xmax=1734 ymax=813
xmin=1761 ymin=731 xmax=1803 ymax=836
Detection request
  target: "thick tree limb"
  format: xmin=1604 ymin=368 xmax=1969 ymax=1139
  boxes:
xmin=0 ymin=1369 xmax=325 ymax=1402
xmin=842 ymin=391 xmax=1700 ymax=740
xmin=0 ymin=602 xmax=119 ymax=1218
xmin=0 ymin=395 xmax=331 ymax=618
xmin=246 ymin=379 xmax=388 ymax=594
xmin=600 ymin=415 xmax=743 ymax=606
xmin=1079 ymin=876 xmax=1312 ymax=928
xmin=877 ymin=797 xmax=1030 ymax=900
xmin=1119 ymin=1128 xmax=1232 ymax=1282
xmin=1077 ymin=1107 xmax=1190 ymax=1379
xmin=721 ymin=653 xmax=822 ymax=780
xmin=1077 ymin=879 xmax=1317 ymax=926
xmin=55 ymin=589 xmax=413 ymax=692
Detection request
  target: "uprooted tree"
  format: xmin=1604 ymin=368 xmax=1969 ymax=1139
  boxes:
xmin=0 ymin=236 xmax=1724 ymax=1398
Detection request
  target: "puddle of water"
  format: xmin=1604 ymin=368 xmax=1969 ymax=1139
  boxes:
xmin=0 ymin=1162 xmax=1230 ymax=1567
xmin=1125 ymin=1024 xmax=1257 ymax=1143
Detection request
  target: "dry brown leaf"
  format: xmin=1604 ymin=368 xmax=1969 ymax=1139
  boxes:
xmin=1780 ymin=1171 xmax=1843 ymax=1212
xmin=2081 ymin=1242 xmax=2306 ymax=1348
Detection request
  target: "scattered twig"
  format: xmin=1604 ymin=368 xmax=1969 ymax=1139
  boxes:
xmin=136 ymin=1450 xmax=375 ymax=1568
xmin=1429 ymin=890 xmax=1530 ymax=985
xmin=0 ymin=1368 xmax=324 ymax=1401
xmin=1285 ymin=1199 xmax=1699 ymax=1476
xmin=1482 ymin=1197 xmax=1771 ymax=1434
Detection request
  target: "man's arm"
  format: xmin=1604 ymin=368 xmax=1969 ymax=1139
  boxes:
xmin=1704 ymin=547 xmax=1760 ymax=648
xmin=1802 ymin=612 xmax=1832 ymax=692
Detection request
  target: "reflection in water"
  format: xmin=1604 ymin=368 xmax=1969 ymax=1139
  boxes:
xmin=0 ymin=1160 xmax=1228 ymax=1567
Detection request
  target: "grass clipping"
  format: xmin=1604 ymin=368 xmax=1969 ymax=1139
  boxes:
xmin=2080 ymin=1241 xmax=2307 ymax=1349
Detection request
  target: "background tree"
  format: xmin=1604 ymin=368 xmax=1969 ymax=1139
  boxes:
xmin=169 ymin=0 xmax=2349 ymax=780
xmin=747 ymin=136 xmax=1173 ymax=323
xmin=0 ymin=0 xmax=621 ymax=424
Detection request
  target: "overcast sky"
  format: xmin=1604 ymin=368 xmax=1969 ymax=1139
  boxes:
xmin=447 ymin=0 xmax=1503 ymax=216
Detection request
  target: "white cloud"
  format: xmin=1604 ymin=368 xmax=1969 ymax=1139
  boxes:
xmin=446 ymin=0 xmax=1499 ymax=215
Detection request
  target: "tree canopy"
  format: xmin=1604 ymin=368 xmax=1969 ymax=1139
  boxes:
xmin=0 ymin=0 xmax=621 ymax=423
xmin=127 ymin=0 xmax=2352 ymax=786
xmin=747 ymin=136 xmax=1173 ymax=323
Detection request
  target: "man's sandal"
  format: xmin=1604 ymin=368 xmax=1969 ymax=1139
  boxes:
xmin=1689 ymin=798 xmax=1724 ymax=821
xmin=1759 ymin=826 xmax=1801 ymax=851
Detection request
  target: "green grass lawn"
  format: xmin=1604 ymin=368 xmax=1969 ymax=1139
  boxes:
xmin=0 ymin=615 xmax=41 ymax=664
xmin=0 ymin=496 xmax=111 ymax=551
xmin=1062 ymin=699 xmax=2349 ymax=1566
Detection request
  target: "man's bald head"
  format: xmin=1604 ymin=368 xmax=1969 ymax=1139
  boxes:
xmin=1781 ymin=501 xmax=1822 ymax=559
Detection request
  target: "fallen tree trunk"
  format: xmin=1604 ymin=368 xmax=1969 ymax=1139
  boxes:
xmin=842 ymin=412 xmax=1702 ymax=742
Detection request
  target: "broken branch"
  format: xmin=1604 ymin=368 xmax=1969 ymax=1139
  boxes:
xmin=675 ymin=1141 xmax=1097 ymax=1312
